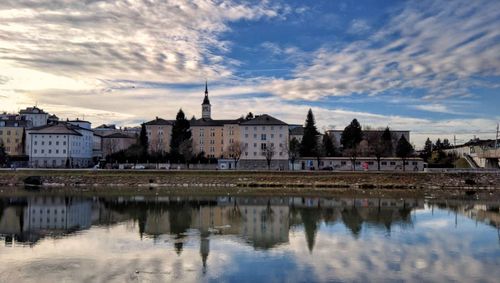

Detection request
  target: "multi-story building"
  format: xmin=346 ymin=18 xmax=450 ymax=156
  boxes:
xmin=143 ymin=83 xmax=289 ymax=169
xmin=26 ymin=120 xmax=94 ymax=168
xmin=144 ymin=117 xmax=173 ymax=154
xmin=100 ymin=133 xmax=136 ymax=157
xmin=19 ymin=106 xmax=49 ymax=128
xmin=0 ymin=119 xmax=28 ymax=156
xmin=238 ymin=114 xmax=289 ymax=169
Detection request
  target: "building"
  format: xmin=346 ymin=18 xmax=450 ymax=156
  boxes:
xmin=100 ymin=132 xmax=136 ymax=157
xmin=143 ymin=83 xmax=289 ymax=169
xmin=19 ymin=106 xmax=49 ymax=128
xmin=0 ymin=119 xmax=28 ymax=156
xmin=238 ymin=114 xmax=289 ymax=170
xmin=444 ymin=139 xmax=500 ymax=169
xmin=144 ymin=117 xmax=173 ymax=154
xmin=293 ymin=157 xmax=426 ymax=171
xmin=26 ymin=120 xmax=94 ymax=168
xmin=289 ymin=125 xmax=304 ymax=142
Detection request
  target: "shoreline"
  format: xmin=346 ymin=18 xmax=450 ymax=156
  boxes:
xmin=0 ymin=170 xmax=499 ymax=199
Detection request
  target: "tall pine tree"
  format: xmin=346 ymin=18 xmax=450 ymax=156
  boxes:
xmin=396 ymin=135 xmax=414 ymax=171
xmin=300 ymin=109 xmax=319 ymax=157
xmin=170 ymin=109 xmax=192 ymax=156
xmin=381 ymin=127 xmax=393 ymax=156
xmin=341 ymin=119 xmax=363 ymax=149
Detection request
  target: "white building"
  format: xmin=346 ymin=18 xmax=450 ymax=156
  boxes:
xmin=19 ymin=106 xmax=48 ymax=128
xmin=26 ymin=120 xmax=94 ymax=168
xmin=238 ymin=114 xmax=289 ymax=170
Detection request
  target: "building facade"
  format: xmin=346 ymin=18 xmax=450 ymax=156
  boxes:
xmin=238 ymin=115 xmax=289 ymax=170
xmin=0 ymin=119 xmax=27 ymax=156
xmin=26 ymin=121 xmax=94 ymax=168
xmin=19 ymin=106 xmax=48 ymax=128
xmin=144 ymin=117 xmax=173 ymax=154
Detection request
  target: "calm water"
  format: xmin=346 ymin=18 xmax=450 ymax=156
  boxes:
xmin=0 ymin=193 xmax=499 ymax=282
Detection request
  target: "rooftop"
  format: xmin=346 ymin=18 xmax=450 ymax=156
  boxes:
xmin=240 ymin=114 xmax=287 ymax=126
xmin=19 ymin=106 xmax=47 ymax=115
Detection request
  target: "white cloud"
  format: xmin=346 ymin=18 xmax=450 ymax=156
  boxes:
xmin=347 ymin=19 xmax=370 ymax=34
xmin=263 ymin=0 xmax=500 ymax=100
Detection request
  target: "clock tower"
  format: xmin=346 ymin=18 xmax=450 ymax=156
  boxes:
xmin=202 ymin=81 xmax=211 ymax=119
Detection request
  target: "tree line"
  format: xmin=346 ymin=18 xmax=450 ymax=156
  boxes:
xmin=289 ymin=109 xmax=414 ymax=171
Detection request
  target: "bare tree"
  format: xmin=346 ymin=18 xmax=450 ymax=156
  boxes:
xmin=343 ymin=145 xmax=361 ymax=171
xmin=287 ymin=138 xmax=301 ymax=170
xmin=262 ymin=142 xmax=276 ymax=170
xmin=224 ymin=141 xmax=246 ymax=169
xmin=179 ymin=139 xmax=194 ymax=169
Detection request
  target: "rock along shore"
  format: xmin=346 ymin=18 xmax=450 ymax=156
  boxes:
xmin=0 ymin=169 xmax=499 ymax=191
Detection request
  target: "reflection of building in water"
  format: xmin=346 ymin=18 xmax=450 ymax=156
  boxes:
xmin=23 ymin=196 xmax=92 ymax=233
xmin=429 ymin=201 xmax=500 ymax=229
xmin=237 ymin=198 xmax=290 ymax=249
xmin=0 ymin=196 xmax=93 ymax=244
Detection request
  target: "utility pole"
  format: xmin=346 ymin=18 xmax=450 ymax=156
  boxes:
xmin=495 ymin=123 xmax=499 ymax=149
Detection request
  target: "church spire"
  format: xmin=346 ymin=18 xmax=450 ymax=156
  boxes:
xmin=202 ymin=81 xmax=211 ymax=119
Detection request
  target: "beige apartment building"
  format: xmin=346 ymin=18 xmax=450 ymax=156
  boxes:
xmin=144 ymin=117 xmax=173 ymax=154
xmin=0 ymin=119 xmax=27 ymax=156
xmin=144 ymin=83 xmax=289 ymax=168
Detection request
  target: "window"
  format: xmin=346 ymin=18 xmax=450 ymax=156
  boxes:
xmin=41 ymin=149 xmax=44 ymax=154
xmin=261 ymin=143 xmax=267 ymax=150
xmin=261 ymin=134 xmax=267 ymax=141
xmin=381 ymin=161 xmax=387 ymax=165
xmin=390 ymin=162 xmax=396 ymax=165
xmin=253 ymin=134 xmax=257 ymax=138
xmin=254 ymin=143 xmax=257 ymax=147
xmin=341 ymin=161 xmax=346 ymax=165
xmin=412 ymin=162 xmax=418 ymax=165
xmin=271 ymin=134 xmax=274 ymax=139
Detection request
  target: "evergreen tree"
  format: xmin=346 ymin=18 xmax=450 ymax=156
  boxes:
xmin=422 ymin=138 xmax=433 ymax=161
xmin=300 ymin=109 xmax=319 ymax=157
xmin=435 ymin=138 xmax=443 ymax=151
xmin=0 ymin=140 xmax=7 ymax=167
xmin=381 ymin=127 xmax=393 ymax=156
xmin=171 ymin=109 xmax=192 ymax=157
xmin=322 ymin=132 xmax=336 ymax=157
xmin=442 ymin=138 xmax=451 ymax=149
xmin=396 ymin=135 xmax=414 ymax=171
xmin=340 ymin=119 xmax=363 ymax=150
xmin=139 ymin=123 xmax=148 ymax=157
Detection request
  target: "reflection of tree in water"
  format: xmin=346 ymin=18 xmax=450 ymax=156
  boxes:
xmin=341 ymin=207 xmax=363 ymax=237
xmin=299 ymin=208 xmax=322 ymax=253
xmin=168 ymin=202 xmax=192 ymax=255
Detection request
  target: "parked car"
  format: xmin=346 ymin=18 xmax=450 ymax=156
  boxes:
xmin=321 ymin=166 xmax=334 ymax=171
xmin=133 ymin=165 xmax=146 ymax=170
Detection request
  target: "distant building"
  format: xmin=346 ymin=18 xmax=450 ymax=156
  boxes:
xmin=444 ymin=139 xmax=499 ymax=169
xmin=238 ymin=114 xmax=289 ymax=170
xmin=289 ymin=125 xmax=304 ymax=142
xmin=19 ymin=106 xmax=49 ymax=128
xmin=101 ymin=132 xmax=136 ymax=157
xmin=144 ymin=117 xmax=173 ymax=154
xmin=0 ymin=119 xmax=28 ymax=156
xmin=26 ymin=120 xmax=94 ymax=168
xmin=293 ymin=157 xmax=426 ymax=171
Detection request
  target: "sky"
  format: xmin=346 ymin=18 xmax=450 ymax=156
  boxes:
xmin=0 ymin=0 xmax=499 ymax=148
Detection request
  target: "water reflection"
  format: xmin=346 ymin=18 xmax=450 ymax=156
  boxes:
xmin=0 ymin=194 xmax=499 ymax=282
xmin=2 ymin=196 xmax=498 ymax=248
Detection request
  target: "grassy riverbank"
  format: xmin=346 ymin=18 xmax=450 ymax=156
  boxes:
xmin=0 ymin=169 xmax=499 ymax=196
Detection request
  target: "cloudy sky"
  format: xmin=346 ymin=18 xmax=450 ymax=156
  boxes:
xmin=1 ymin=0 xmax=499 ymax=147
